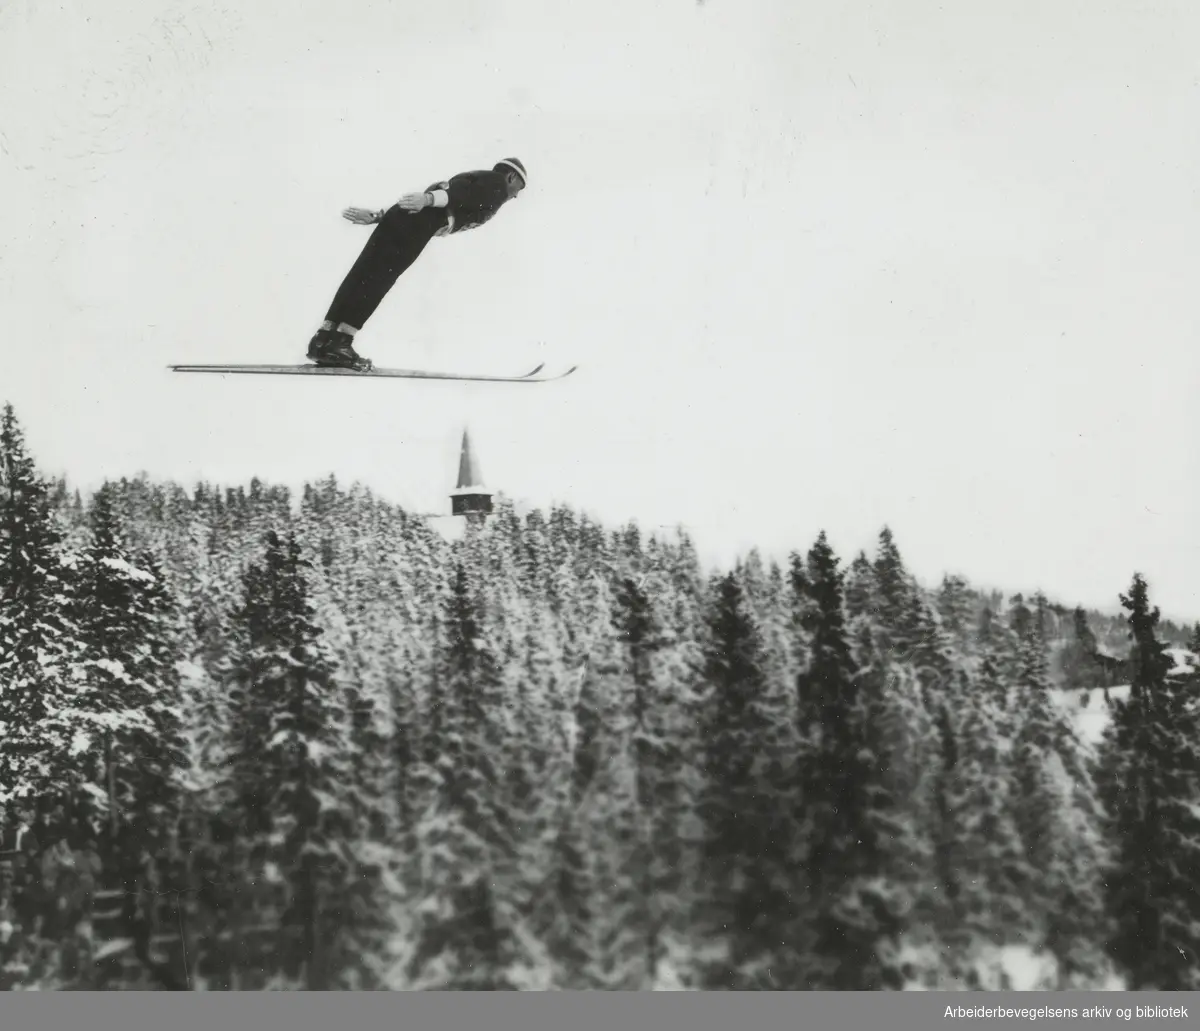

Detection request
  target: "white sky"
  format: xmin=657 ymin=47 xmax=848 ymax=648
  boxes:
xmin=2 ymin=0 xmax=1198 ymax=620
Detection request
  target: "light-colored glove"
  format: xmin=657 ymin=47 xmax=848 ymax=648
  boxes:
xmin=342 ymin=206 xmax=384 ymax=225
xmin=396 ymin=191 xmax=432 ymax=213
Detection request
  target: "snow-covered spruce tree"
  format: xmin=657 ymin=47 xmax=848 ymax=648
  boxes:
xmin=295 ymin=486 xmax=406 ymax=916
xmin=71 ymin=484 xmax=188 ymax=844
xmin=527 ymin=701 xmax=589 ymax=990
xmin=976 ymin=604 xmax=997 ymax=646
xmin=574 ymin=513 xmax=613 ymax=585
xmin=532 ymin=551 xmax=697 ymax=990
xmin=164 ymin=484 xmax=241 ymax=796
xmin=1098 ymin=573 xmax=1200 ymax=989
xmin=406 ymin=562 xmax=522 ymax=990
xmin=737 ymin=552 xmax=804 ymax=725
xmin=535 ymin=564 xmax=648 ymax=991
xmin=936 ymin=574 xmax=975 ymax=645
xmin=561 ymin=586 xmax=654 ymax=991
xmin=977 ymin=600 xmax=1024 ymax=689
xmin=641 ymin=536 xmax=708 ymax=986
xmin=1031 ymin=591 xmax=1055 ymax=645
xmin=1057 ymin=607 xmax=1104 ymax=690
xmin=477 ymin=507 xmax=580 ymax=988
xmin=223 ymin=529 xmax=378 ymax=989
xmin=907 ymin=594 xmax=957 ymax=699
xmin=929 ymin=669 xmax=1030 ymax=986
xmin=843 ymin=551 xmax=877 ymax=627
xmin=974 ymin=621 xmax=1015 ymax=743
xmin=534 ymin=775 xmax=595 ymax=989
xmin=697 ymin=571 xmax=802 ymax=988
xmin=532 ymin=573 xmax=613 ymax=990
xmin=302 ymin=565 xmax=399 ymax=988
xmin=797 ymin=532 xmax=904 ymax=990
xmin=871 ymin=526 xmax=918 ymax=652
xmin=1007 ymin=633 xmax=1112 ymax=987
xmin=0 ymin=403 xmax=85 ymax=802
xmin=1008 ymin=593 xmax=1034 ymax=643
xmin=478 ymin=503 xmax=556 ymax=823
xmin=523 ymin=532 xmax=643 ymax=993
xmin=607 ymin=571 xmax=697 ymax=988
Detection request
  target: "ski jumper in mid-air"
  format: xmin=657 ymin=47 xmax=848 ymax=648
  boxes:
xmin=307 ymin=157 xmax=528 ymax=371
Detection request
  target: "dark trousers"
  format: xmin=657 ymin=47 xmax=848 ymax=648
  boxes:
xmin=323 ymin=205 xmax=447 ymax=330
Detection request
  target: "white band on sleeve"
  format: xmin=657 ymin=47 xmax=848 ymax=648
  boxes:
xmin=430 ymin=189 xmax=449 ymax=208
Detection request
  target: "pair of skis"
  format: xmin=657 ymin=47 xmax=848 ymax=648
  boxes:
xmin=169 ymin=360 xmax=576 ymax=384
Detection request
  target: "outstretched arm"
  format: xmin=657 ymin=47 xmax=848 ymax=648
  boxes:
xmin=340 ymin=182 xmax=452 ymax=222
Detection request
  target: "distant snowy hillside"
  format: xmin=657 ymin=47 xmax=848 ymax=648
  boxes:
xmin=1052 ymin=648 xmax=1198 ymax=747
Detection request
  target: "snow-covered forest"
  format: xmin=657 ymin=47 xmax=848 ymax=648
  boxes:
xmin=0 ymin=400 xmax=1198 ymax=992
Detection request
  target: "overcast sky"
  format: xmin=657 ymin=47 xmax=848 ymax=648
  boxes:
xmin=2 ymin=0 xmax=1198 ymax=620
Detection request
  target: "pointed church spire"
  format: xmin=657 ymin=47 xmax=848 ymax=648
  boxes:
xmin=450 ymin=426 xmax=493 ymax=518
xmin=456 ymin=427 xmax=484 ymax=490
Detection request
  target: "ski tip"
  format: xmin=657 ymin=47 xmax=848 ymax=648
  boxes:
xmin=522 ymin=363 xmax=546 ymax=378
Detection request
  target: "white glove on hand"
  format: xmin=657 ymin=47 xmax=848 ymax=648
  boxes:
xmin=396 ymin=191 xmax=432 ymax=213
xmin=342 ymin=207 xmax=383 ymax=225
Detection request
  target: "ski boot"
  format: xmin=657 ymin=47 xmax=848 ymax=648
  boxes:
xmin=306 ymin=327 xmax=373 ymax=372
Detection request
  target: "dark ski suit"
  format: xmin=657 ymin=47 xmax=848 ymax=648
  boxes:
xmin=323 ymin=169 xmax=517 ymax=332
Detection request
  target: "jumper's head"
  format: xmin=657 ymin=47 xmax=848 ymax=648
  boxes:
xmin=495 ymin=157 xmax=527 ymax=198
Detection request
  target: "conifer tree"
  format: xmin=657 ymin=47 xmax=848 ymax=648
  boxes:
xmin=872 ymin=526 xmax=916 ymax=648
xmin=1187 ymin=622 xmax=1200 ymax=657
xmin=533 ymin=591 xmax=611 ymax=989
xmin=1009 ymin=594 xmax=1034 ymax=642
xmin=737 ymin=554 xmax=802 ymax=730
xmin=908 ymin=595 xmax=956 ymax=698
xmin=1032 ymin=591 xmax=1052 ymax=644
xmin=1009 ymin=636 xmax=1111 ymax=984
xmin=224 ymin=530 xmax=374 ymax=989
xmin=976 ymin=605 xmax=998 ymax=651
xmin=979 ymin=598 xmax=1026 ymax=685
xmin=698 ymin=572 xmax=800 ymax=988
xmin=643 ymin=537 xmax=708 ymax=986
xmin=0 ymin=403 xmax=83 ymax=802
xmin=407 ymin=563 xmax=520 ymax=990
xmin=931 ymin=670 xmax=1028 ymax=984
xmin=1056 ymin=607 xmax=1101 ymax=690
xmin=612 ymin=575 xmax=666 ymax=985
xmin=798 ymin=532 xmax=903 ymax=990
xmin=73 ymin=484 xmax=188 ymax=843
xmin=937 ymin=574 xmax=974 ymax=642
xmin=844 ymin=551 xmax=877 ymax=626
xmin=1099 ymin=574 xmax=1200 ymax=989
xmin=974 ymin=623 xmax=1014 ymax=739
xmin=534 ymin=704 xmax=597 ymax=989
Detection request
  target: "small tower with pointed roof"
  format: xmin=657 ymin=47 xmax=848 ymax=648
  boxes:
xmin=449 ymin=427 xmax=493 ymax=518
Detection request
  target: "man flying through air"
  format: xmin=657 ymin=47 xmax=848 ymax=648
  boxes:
xmin=306 ymin=157 xmax=528 ymax=371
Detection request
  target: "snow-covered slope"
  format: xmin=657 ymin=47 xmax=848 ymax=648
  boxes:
xmin=1052 ymin=685 xmax=1132 ymax=747
xmin=1165 ymin=648 xmax=1199 ymax=678
xmin=1052 ymin=648 xmax=1197 ymax=747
